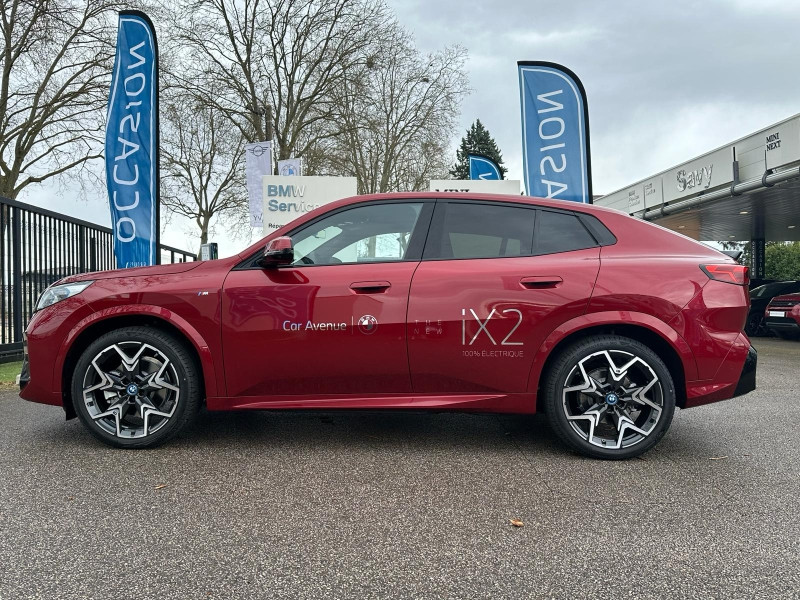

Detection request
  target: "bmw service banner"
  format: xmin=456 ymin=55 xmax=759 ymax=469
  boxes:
xmin=518 ymin=61 xmax=592 ymax=203
xmin=468 ymin=154 xmax=502 ymax=180
xmin=106 ymin=11 xmax=159 ymax=268
xmin=262 ymin=176 xmax=356 ymax=233
xmin=246 ymin=141 xmax=273 ymax=228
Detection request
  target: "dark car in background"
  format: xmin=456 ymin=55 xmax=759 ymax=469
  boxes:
xmin=746 ymin=281 xmax=800 ymax=336
xmin=764 ymin=293 xmax=800 ymax=340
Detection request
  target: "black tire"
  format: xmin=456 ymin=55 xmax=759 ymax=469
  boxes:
xmin=542 ymin=335 xmax=676 ymax=460
xmin=744 ymin=311 xmax=763 ymax=337
xmin=71 ymin=326 xmax=202 ymax=448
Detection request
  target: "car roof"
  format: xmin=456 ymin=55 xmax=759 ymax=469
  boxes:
xmin=332 ymin=192 xmax=623 ymax=216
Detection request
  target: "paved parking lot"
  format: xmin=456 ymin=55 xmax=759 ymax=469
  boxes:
xmin=1 ymin=337 xmax=798 ymax=600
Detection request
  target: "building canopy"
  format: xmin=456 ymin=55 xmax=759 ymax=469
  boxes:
xmin=596 ymin=114 xmax=800 ymax=242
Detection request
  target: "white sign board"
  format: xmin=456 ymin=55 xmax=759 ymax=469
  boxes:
xmin=597 ymin=112 xmax=800 ymax=216
xmin=245 ymin=142 xmax=272 ymax=228
xmin=663 ymin=146 xmax=733 ymax=204
xmin=763 ymin=118 xmax=800 ymax=171
xmin=262 ymin=175 xmax=357 ymax=233
xmin=429 ymin=179 xmax=522 ymax=194
xmin=619 ymin=177 xmax=663 ymax=214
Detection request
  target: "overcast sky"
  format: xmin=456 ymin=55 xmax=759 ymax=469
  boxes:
xmin=25 ymin=0 xmax=800 ymax=256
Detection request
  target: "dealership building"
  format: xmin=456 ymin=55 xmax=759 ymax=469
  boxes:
xmin=596 ymin=113 xmax=800 ymax=278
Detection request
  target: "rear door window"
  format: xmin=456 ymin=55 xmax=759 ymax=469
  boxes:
xmin=423 ymin=202 xmax=535 ymax=260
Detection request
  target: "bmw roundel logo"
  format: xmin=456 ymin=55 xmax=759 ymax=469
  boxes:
xmin=126 ymin=383 xmax=139 ymax=396
xmin=357 ymin=315 xmax=378 ymax=335
xmin=605 ymin=393 xmax=619 ymax=406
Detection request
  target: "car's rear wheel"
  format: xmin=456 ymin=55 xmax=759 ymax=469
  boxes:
xmin=543 ymin=335 xmax=676 ymax=460
xmin=71 ymin=326 xmax=201 ymax=448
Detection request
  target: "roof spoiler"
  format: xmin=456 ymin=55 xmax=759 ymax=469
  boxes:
xmin=721 ymin=249 xmax=743 ymax=262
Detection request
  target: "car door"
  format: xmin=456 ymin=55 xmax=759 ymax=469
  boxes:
xmin=221 ymin=200 xmax=433 ymax=398
xmin=407 ymin=202 xmax=601 ymax=394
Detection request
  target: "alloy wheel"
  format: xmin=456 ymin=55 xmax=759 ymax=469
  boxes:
xmin=81 ymin=341 xmax=181 ymax=439
xmin=561 ymin=349 xmax=664 ymax=450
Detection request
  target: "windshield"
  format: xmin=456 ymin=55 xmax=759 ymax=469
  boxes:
xmin=750 ymin=282 xmax=794 ymax=298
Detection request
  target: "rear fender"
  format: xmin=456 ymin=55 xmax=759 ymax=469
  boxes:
xmin=526 ymin=311 xmax=698 ymax=395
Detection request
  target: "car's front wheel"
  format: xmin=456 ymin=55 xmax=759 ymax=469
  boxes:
xmin=71 ymin=326 xmax=201 ymax=448
xmin=543 ymin=335 xmax=676 ymax=460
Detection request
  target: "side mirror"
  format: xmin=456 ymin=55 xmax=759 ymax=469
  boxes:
xmin=259 ymin=236 xmax=294 ymax=268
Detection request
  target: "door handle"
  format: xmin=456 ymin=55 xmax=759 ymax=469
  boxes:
xmin=350 ymin=280 xmax=391 ymax=293
xmin=520 ymin=276 xmax=563 ymax=288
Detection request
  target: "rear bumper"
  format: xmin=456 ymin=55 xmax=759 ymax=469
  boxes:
xmin=684 ymin=332 xmax=755 ymax=408
xmin=732 ymin=344 xmax=757 ymax=398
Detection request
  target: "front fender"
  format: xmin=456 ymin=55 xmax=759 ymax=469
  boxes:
xmin=526 ymin=310 xmax=698 ymax=394
xmin=57 ymin=304 xmax=220 ymax=399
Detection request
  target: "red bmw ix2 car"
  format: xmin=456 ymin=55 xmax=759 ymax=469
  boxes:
xmin=20 ymin=193 xmax=756 ymax=459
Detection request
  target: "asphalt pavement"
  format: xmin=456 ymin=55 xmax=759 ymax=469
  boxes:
xmin=1 ymin=337 xmax=798 ymax=600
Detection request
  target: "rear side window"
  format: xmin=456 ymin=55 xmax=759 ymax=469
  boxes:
xmin=535 ymin=210 xmax=597 ymax=255
xmin=424 ymin=202 xmax=535 ymax=260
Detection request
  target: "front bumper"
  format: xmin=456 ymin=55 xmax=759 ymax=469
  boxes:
xmin=764 ymin=320 xmax=800 ymax=333
xmin=732 ymin=344 xmax=757 ymax=398
xmin=18 ymin=357 xmax=30 ymax=390
xmin=18 ymin=334 xmax=30 ymax=390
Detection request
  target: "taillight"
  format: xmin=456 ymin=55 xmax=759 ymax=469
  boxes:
xmin=700 ymin=264 xmax=750 ymax=286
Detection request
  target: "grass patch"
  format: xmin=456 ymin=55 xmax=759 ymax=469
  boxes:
xmin=0 ymin=361 xmax=22 ymax=384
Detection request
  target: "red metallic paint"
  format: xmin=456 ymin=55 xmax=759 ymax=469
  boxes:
xmin=526 ymin=310 xmax=699 ymax=401
xmin=58 ymin=305 xmax=221 ymax=399
xmin=220 ymin=262 xmax=417 ymax=397
xmin=20 ymin=192 xmax=754 ymax=419
xmin=684 ymin=332 xmax=752 ymax=407
xmin=407 ymin=249 xmax=600 ymax=393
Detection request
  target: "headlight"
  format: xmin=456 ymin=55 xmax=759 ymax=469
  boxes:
xmin=35 ymin=281 xmax=94 ymax=311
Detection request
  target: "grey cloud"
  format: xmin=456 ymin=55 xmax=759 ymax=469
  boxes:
xmin=389 ymin=0 xmax=800 ymax=192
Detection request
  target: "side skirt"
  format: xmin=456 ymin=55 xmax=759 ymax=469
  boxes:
xmin=206 ymin=392 xmax=537 ymax=414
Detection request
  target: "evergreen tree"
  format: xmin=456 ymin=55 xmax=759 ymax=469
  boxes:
xmin=450 ymin=119 xmax=507 ymax=179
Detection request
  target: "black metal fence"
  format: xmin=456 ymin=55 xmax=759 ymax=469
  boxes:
xmin=1 ymin=196 xmax=196 ymax=359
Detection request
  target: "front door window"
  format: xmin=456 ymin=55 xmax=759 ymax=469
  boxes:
xmin=291 ymin=203 xmax=424 ymax=266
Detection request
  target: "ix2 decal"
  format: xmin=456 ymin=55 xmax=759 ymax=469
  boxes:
xmin=462 ymin=308 xmax=523 ymax=346
xmin=461 ymin=307 xmax=525 ymax=359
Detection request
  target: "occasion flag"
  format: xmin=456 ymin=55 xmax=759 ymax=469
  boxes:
xmin=468 ymin=154 xmax=502 ymax=180
xmin=518 ymin=61 xmax=592 ymax=203
xmin=245 ymin=141 xmax=272 ymax=228
xmin=106 ymin=10 xmax=159 ymax=267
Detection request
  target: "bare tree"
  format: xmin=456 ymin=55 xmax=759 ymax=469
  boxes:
xmin=328 ymin=34 xmax=469 ymax=193
xmin=161 ymin=91 xmax=247 ymax=248
xmin=166 ymin=0 xmax=390 ymax=166
xmin=0 ymin=0 xmax=119 ymax=199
